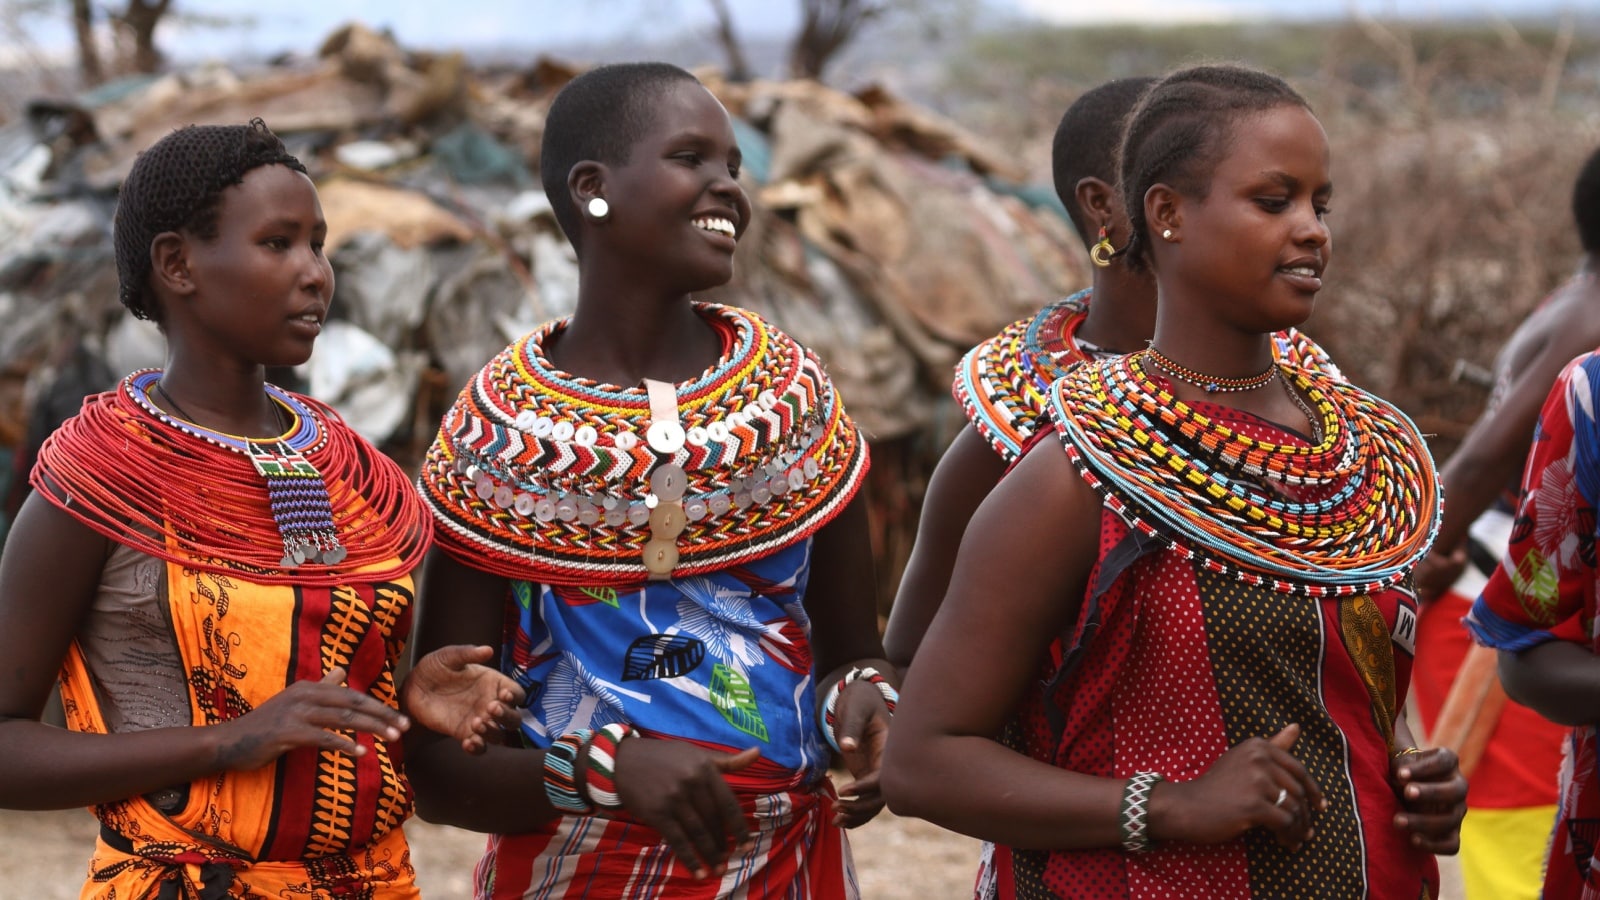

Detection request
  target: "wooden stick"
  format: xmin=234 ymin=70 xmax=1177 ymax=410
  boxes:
xmin=1428 ymin=642 xmax=1507 ymax=779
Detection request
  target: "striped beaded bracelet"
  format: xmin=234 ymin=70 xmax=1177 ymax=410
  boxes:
xmin=584 ymin=723 xmax=638 ymax=811
xmin=821 ymin=666 xmax=899 ymax=754
xmin=543 ymin=729 xmax=593 ymax=815
xmin=1119 ymin=771 xmax=1163 ymax=853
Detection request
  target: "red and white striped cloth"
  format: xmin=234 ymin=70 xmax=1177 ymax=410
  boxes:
xmin=473 ymin=785 xmax=858 ymax=899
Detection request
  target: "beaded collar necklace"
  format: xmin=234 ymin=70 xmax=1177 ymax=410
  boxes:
xmin=1052 ymin=353 xmax=1439 ymax=596
xmin=130 ymin=370 xmax=346 ymax=566
xmin=956 ymin=292 xmax=1346 ymax=465
xmin=30 ymin=370 xmax=428 ymax=585
xmin=422 ymin=303 xmax=868 ymax=585
xmin=956 ymin=290 xmax=1097 ymax=463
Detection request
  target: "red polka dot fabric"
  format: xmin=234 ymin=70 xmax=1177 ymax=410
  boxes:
xmin=996 ymin=455 xmax=1438 ymax=897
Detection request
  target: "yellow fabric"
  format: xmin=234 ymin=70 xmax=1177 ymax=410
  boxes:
xmin=58 ymin=554 xmax=420 ymax=898
xmin=1457 ymin=804 xmax=1555 ymax=900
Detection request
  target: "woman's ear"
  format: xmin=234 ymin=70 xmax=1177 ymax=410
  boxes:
xmin=568 ymin=161 xmax=607 ymax=217
xmin=1074 ymin=176 xmax=1116 ymax=231
xmin=150 ymin=232 xmax=193 ymax=296
xmin=1145 ymin=183 xmax=1182 ymax=242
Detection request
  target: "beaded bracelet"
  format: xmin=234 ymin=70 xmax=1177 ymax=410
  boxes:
xmin=821 ymin=666 xmax=899 ymax=754
xmin=1119 ymin=771 xmax=1163 ymax=854
xmin=584 ymin=723 xmax=637 ymax=811
xmin=543 ymin=730 xmax=593 ymax=815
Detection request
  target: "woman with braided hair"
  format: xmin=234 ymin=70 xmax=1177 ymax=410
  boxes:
xmin=408 ymin=62 xmax=892 ymax=898
xmin=0 ymin=119 xmax=518 ymax=898
xmin=882 ymin=64 xmax=1467 ymax=898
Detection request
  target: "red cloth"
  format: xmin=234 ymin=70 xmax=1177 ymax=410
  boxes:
xmin=473 ymin=786 xmax=855 ymax=899
xmin=1411 ymin=589 xmax=1564 ymax=809
xmin=1467 ymin=351 xmax=1600 ymax=897
xmin=989 ymin=407 xmax=1438 ymax=898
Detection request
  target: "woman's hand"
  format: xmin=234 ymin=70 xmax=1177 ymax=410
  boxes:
xmin=1152 ymin=724 xmax=1324 ymax=851
xmin=614 ymin=737 xmax=759 ymax=880
xmin=1413 ymin=546 xmax=1468 ymax=604
xmin=1391 ymin=746 xmax=1467 ymax=854
xmin=402 ymin=644 xmax=525 ymax=753
xmin=831 ymin=678 xmax=893 ymax=828
xmin=216 ymin=667 xmax=408 ymax=771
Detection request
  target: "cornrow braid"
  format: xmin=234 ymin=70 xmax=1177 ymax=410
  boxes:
xmin=1117 ymin=64 xmax=1308 ymax=273
xmin=114 ymin=117 xmax=306 ymax=322
xmin=1051 ymin=77 xmax=1156 ymax=247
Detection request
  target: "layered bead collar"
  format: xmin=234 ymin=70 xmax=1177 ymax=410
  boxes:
xmin=421 ymin=303 xmax=869 ymax=585
xmin=1051 ymin=352 xmax=1439 ymax=596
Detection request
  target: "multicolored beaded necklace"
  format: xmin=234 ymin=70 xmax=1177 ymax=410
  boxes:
xmin=1052 ymin=352 xmax=1439 ymax=596
xmin=420 ymin=303 xmax=869 ymax=585
xmin=31 ymin=370 xmax=429 ymax=586
xmin=955 ymin=289 xmax=1346 ymax=465
xmin=955 ymin=290 xmax=1103 ymax=464
xmin=151 ymin=375 xmax=344 ymax=566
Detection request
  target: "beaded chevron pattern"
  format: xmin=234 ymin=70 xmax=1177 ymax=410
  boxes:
xmin=1051 ymin=353 xmax=1439 ymax=596
xmin=955 ymin=290 xmax=1098 ymax=464
xmin=420 ymin=303 xmax=869 ymax=585
xmin=954 ymin=289 xmax=1345 ymax=465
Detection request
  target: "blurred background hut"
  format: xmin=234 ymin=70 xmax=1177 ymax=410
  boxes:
xmin=0 ymin=0 xmax=1596 ymax=613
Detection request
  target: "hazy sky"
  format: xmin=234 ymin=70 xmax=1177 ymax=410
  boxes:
xmin=7 ymin=0 xmax=1587 ymax=62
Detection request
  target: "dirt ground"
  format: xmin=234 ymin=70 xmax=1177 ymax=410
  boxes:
xmin=0 ymin=802 xmax=1464 ymax=899
xmin=0 ymin=804 xmax=984 ymax=899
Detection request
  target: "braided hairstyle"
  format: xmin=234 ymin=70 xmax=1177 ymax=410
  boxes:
xmin=539 ymin=62 xmax=702 ymax=251
xmin=1574 ymin=144 xmax=1600 ymax=255
xmin=1051 ymin=77 xmax=1156 ymax=246
xmin=114 ymin=118 xmax=306 ymax=322
xmin=1117 ymin=65 xmax=1309 ymax=273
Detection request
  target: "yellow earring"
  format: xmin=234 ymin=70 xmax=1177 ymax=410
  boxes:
xmin=1090 ymin=225 xmax=1115 ymax=268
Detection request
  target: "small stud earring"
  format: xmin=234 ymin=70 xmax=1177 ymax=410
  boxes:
xmin=1161 ymin=228 xmax=1175 ymax=241
xmin=586 ymin=197 xmax=610 ymax=221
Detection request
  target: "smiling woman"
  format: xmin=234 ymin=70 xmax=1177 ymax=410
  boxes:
xmin=406 ymin=61 xmax=895 ymax=900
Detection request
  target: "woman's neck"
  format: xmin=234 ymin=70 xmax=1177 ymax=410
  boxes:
xmin=554 ymin=294 xmax=722 ymax=388
xmin=1077 ymin=268 xmax=1158 ymax=354
xmin=158 ymin=356 xmax=278 ymax=438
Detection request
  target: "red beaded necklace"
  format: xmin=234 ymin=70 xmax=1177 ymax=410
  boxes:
xmin=32 ymin=371 xmax=430 ymax=586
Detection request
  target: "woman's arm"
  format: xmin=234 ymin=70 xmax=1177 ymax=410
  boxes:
xmin=882 ymin=443 xmax=1320 ymax=850
xmin=882 ymin=443 xmax=1121 ymax=845
xmin=0 ymin=494 xmax=405 ymax=809
xmin=882 ymin=425 xmax=1006 ymax=672
xmin=403 ymin=548 xmax=565 ymax=832
xmin=1498 ymin=640 xmax=1600 ymax=727
xmin=802 ymin=491 xmax=894 ymax=827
